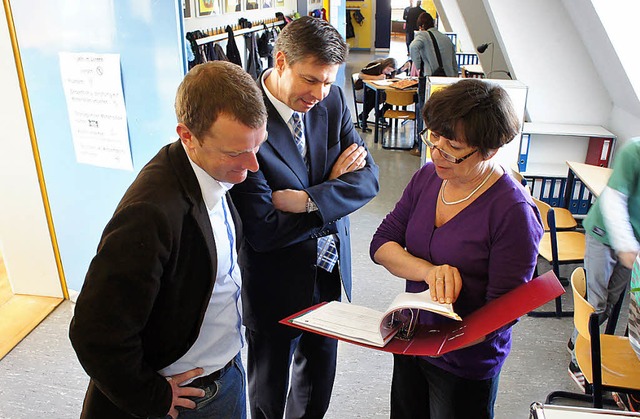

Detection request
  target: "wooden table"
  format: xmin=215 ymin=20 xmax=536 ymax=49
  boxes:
xmin=562 ymin=161 xmax=613 ymax=211
xmin=566 ymin=161 xmax=613 ymax=198
xmin=363 ymin=80 xmax=418 ymax=145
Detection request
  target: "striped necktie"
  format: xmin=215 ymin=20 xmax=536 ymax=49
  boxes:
xmin=289 ymin=112 xmax=307 ymax=166
xmin=288 ymin=113 xmax=339 ymax=272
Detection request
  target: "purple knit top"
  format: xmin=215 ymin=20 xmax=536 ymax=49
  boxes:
xmin=370 ymin=162 xmax=543 ymax=380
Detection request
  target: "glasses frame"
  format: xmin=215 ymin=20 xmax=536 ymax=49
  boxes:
xmin=419 ymin=129 xmax=478 ymax=164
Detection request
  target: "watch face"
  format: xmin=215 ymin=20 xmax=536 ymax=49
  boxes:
xmin=306 ymin=198 xmax=318 ymax=212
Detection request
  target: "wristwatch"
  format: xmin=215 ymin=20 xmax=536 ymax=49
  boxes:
xmin=305 ymin=197 xmax=319 ymax=213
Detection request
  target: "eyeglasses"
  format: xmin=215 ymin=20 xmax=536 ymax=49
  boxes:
xmin=419 ymin=129 xmax=478 ymax=164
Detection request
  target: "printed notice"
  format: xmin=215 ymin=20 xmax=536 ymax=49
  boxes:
xmin=59 ymin=52 xmax=133 ymax=170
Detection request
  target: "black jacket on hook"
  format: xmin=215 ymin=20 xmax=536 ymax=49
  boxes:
xmin=226 ymin=25 xmax=242 ymax=66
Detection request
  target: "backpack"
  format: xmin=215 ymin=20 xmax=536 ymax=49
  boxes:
xmin=258 ymin=24 xmax=276 ymax=58
xmin=428 ymin=31 xmax=448 ymax=77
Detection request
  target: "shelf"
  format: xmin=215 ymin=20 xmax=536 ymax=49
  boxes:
xmin=522 ymin=162 xmax=568 ymax=178
xmin=523 ymin=122 xmax=615 ymax=138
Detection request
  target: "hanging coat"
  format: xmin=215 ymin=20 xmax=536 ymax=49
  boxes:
xmin=226 ymin=25 xmax=242 ymax=66
xmin=245 ymin=32 xmax=262 ymax=80
xmin=213 ymin=43 xmax=229 ymax=62
xmin=346 ymin=12 xmax=355 ymax=39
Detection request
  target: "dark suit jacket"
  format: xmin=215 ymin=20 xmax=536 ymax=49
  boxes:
xmin=230 ymin=82 xmax=379 ymax=334
xmin=69 ymin=140 xmax=242 ymax=418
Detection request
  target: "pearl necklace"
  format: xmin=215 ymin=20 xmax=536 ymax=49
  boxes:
xmin=440 ymin=166 xmax=495 ymax=205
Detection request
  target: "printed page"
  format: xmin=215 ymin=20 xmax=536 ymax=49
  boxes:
xmin=384 ymin=290 xmax=462 ymax=321
xmin=371 ymin=79 xmax=395 ymax=86
xmin=290 ymin=301 xmax=400 ymax=347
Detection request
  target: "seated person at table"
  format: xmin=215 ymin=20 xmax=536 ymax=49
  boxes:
xmin=370 ymin=78 xmax=543 ymax=419
xmin=356 ymin=58 xmax=397 ymax=130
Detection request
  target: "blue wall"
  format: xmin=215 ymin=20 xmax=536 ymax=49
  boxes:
xmin=10 ymin=1 xmax=186 ymax=291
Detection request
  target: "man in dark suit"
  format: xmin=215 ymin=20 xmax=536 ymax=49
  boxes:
xmin=404 ymin=0 xmax=425 ymax=55
xmin=230 ymin=16 xmax=379 ymax=419
xmin=69 ymin=61 xmax=267 ymax=419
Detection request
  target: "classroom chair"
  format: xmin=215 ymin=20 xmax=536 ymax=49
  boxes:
xmin=350 ymin=73 xmax=365 ymax=130
xmin=529 ymin=197 xmax=586 ymax=318
xmin=511 ymin=166 xmax=578 ymax=230
xmin=546 ymin=268 xmax=640 ymax=409
xmin=380 ymin=89 xmax=417 ymax=150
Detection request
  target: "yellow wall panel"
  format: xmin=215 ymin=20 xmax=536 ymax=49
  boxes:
xmin=346 ymin=0 xmax=372 ymax=49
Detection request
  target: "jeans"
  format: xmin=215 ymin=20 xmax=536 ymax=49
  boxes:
xmin=584 ymin=234 xmax=631 ymax=322
xmin=390 ymin=354 xmax=500 ymax=419
xmin=155 ymin=352 xmax=246 ymax=419
xmin=570 ymin=235 xmax=631 ymax=362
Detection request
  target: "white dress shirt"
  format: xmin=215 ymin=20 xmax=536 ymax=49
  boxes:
xmin=158 ymin=146 xmax=243 ymax=381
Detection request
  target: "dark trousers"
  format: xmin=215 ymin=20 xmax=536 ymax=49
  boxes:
xmin=361 ymin=90 xmax=388 ymax=124
xmin=390 ymin=354 xmax=500 ymax=419
xmin=246 ymin=268 xmax=341 ymax=419
xmin=406 ymin=30 xmax=415 ymax=54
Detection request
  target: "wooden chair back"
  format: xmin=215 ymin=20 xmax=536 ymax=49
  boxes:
xmin=385 ymin=89 xmax=416 ymax=107
xmin=532 ymin=197 xmax=552 ymax=231
xmin=571 ymin=268 xmax=592 ymax=338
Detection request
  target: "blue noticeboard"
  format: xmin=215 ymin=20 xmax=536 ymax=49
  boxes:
xmin=10 ymin=1 xmax=186 ymax=291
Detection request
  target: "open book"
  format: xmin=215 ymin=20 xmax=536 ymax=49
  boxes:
xmin=283 ymin=271 xmax=564 ymax=356
xmin=289 ymin=290 xmax=461 ymax=348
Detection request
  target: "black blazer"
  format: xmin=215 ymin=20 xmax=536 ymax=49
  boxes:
xmin=70 ymin=140 xmax=242 ymax=418
xmin=231 ymin=81 xmax=379 ymax=333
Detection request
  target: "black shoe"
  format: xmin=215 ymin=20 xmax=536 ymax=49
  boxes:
xmin=358 ymin=113 xmax=368 ymax=129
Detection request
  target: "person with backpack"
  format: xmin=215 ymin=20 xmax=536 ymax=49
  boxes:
xmin=409 ymin=12 xmax=458 ymax=78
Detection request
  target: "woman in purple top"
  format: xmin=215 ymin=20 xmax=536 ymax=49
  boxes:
xmin=370 ymin=79 xmax=543 ymax=419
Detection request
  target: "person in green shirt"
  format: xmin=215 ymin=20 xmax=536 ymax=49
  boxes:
xmin=568 ymin=138 xmax=640 ymax=400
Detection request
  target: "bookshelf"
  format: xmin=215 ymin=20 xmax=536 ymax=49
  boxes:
xmin=518 ymin=123 xmax=616 ymax=214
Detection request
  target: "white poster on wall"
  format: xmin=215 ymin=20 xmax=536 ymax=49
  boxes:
xmin=59 ymin=52 xmax=133 ymax=171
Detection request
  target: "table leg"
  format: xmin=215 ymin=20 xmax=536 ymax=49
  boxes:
xmin=563 ymin=168 xmax=576 ymax=210
xmin=373 ymin=87 xmax=380 ymax=144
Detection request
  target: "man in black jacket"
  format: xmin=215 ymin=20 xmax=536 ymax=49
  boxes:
xmin=69 ymin=61 xmax=267 ymax=419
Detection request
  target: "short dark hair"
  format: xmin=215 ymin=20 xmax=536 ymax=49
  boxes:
xmin=175 ymin=61 xmax=267 ymax=141
xmin=417 ymin=12 xmax=434 ymax=30
xmin=274 ymin=16 xmax=348 ymax=66
xmin=422 ymin=79 xmax=520 ymax=157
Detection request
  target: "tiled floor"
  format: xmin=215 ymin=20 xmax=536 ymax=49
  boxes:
xmin=0 ymin=43 xmax=628 ymax=418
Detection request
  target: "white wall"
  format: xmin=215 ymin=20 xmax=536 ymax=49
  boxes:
xmin=486 ymin=0 xmax=612 ymax=124
xmin=436 ymin=0 xmax=474 ymax=53
xmin=567 ymin=0 xmax=640 ymax=151
xmin=447 ymin=0 xmax=640 ymax=154
xmin=0 ymin=14 xmax=62 ymax=297
xmin=454 ymin=0 xmax=510 ymax=78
